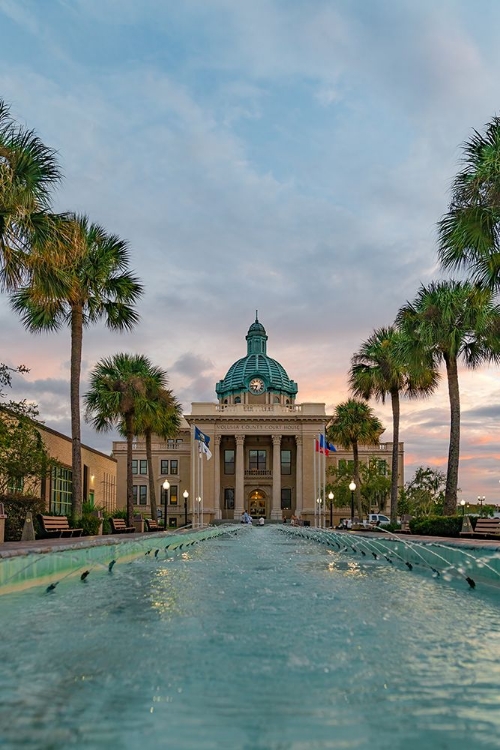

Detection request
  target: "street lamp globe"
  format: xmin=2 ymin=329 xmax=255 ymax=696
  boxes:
xmin=183 ymin=490 xmax=189 ymax=500
xmin=163 ymin=480 xmax=170 ymax=491
xmin=349 ymin=481 xmax=356 ymax=492
xmin=328 ymin=492 xmax=334 ymax=501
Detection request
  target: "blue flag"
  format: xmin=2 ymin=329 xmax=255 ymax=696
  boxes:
xmin=194 ymin=426 xmax=210 ymax=446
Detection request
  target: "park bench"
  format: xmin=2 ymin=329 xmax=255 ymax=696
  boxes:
xmin=38 ymin=514 xmax=83 ymax=538
xmin=145 ymin=518 xmax=161 ymax=532
xmin=110 ymin=517 xmax=135 ymax=534
xmin=460 ymin=517 xmax=500 ymax=538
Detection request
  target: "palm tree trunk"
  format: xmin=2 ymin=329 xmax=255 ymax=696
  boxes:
xmin=390 ymin=389 xmax=400 ymax=523
xmin=444 ymin=354 xmax=461 ymax=515
xmin=126 ymin=415 xmax=134 ymax=527
xmin=353 ymin=441 xmax=362 ymax=517
xmin=146 ymin=429 xmax=157 ymax=521
xmin=70 ymin=305 xmax=83 ymax=519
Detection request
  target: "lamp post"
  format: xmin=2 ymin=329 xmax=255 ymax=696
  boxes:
xmin=328 ymin=491 xmax=334 ymax=528
xmin=162 ymin=480 xmax=170 ymax=531
xmin=316 ymin=498 xmax=322 ymax=529
xmin=183 ymin=489 xmax=189 ymax=526
xmin=349 ymin=481 xmax=356 ymax=525
xmin=196 ymin=496 xmax=202 ymax=528
xmin=460 ymin=499 xmax=466 ymax=516
xmin=478 ymin=495 xmax=485 ymax=515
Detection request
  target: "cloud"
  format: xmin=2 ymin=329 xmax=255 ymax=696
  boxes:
xmin=1 ymin=1 xmax=500 ymax=498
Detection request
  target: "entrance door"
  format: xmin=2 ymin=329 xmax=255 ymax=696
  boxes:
xmin=249 ymin=489 xmax=266 ymax=518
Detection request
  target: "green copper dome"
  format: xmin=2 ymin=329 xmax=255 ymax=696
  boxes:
xmin=216 ymin=315 xmax=298 ymax=400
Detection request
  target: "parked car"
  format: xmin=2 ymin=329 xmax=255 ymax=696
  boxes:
xmin=366 ymin=513 xmax=391 ymax=527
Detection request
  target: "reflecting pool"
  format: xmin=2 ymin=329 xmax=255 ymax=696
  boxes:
xmin=1 ymin=525 xmax=500 ymax=749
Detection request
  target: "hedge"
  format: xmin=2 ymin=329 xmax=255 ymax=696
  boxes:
xmin=409 ymin=515 xmax=463 ymax=537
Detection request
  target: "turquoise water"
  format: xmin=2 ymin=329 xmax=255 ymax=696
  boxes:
xmin=1 ymin=525 xmax=500 ymax=749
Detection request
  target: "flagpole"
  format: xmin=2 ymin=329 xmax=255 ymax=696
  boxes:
xmin=191 ymin=424 xmax=196 ymax=528
xmin=200 ymin=442 xmax=204 ymax=528
xmin=322 ymin=431 xmax=326 ymax=529
xmin=313 ymin=436 xmax=317 ymax=528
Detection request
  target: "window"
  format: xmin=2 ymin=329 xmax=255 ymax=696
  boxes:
xmin=51 ymin=467 xmax=73 ymax=515
xmin=377 ymin=460 xmax=388 ymax=476
xmin=139 ymin=459 xmax=148 ymax=475
xmin=281 ymin=450 xmax=291 ymax=475
xmin=339 ymin=459 xmax=355 ymax=473
xmin=7 ymin=477 xmax=24 ymax=494
xmin=132 ymin=459 xmax=138 ymax=475
xmin=170 ymin=460 xmax=178 ymax=475
xmin=224 ymin=488 xmax=235 ymax=509
xmin=169 ymin=485 xmax=178 ymax=506
xmin=249 ymin=450 xmax=266 ymax=470
xmin=224 ymin=450 xmax=235 ymax=475
xmin=167 ymin=439 xmax=183 ymax=448
xmin=161 ymin=459 xmax=169 ymax=475
xmin=281 ymin=488 xmax=292 ymax=510
xmin=133 ymin=485 xmax=147 ymax=505
xmin=235 ymin=396 xmax=241 ymax=404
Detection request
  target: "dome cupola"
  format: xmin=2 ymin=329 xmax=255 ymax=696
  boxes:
xmin=215 ymin=314 xmax=298 ymax=402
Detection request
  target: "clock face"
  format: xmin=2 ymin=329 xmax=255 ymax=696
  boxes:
xmin=249 ymin=377 xmax=265 ymax=394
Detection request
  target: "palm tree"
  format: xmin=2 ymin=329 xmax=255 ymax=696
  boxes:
xmin=396 ymin=280 xmax=500 ymax=515
xmin=130 ymin=387 xmax=182 ymax=522
xmin=350 ymin=326 xmax=438 ymax=523
xmin=11 ymin=215 xmax=143 ymax=518
xmin=438 ymin=116 xmax=500 ymax=291
xmin=84 ymin=353 xmax=166 ymax=526
xmin=0 ymin=98 xmax=61 ymax=290
xmin=326 ymin=398 xmax=384 ymax=517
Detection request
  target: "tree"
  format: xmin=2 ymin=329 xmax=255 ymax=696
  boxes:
xmin=0 ymin=98 xmax=61 ymax=291
xmin=327 ymin=457 xmax=391 ymax=517
xmin=326 ymin=399 xmax=384 ymax=516
xmin=0 ymin=407 xmax=57 ymax=495
xmin=397 ymin=466 xmax=446 ymax=518
xmin=0 ymin=363 xmax=57 ymax=495
xmin=84 ymin=353 xmax=166 ymax=526
xmin=397 ymin=281 xmax=500 ymax=514
xmin=130 ymin=387 xmax=182 ymax=522
xmin=11 ymin=215 xmax=143 ymax=518
xmin=350 ymin=326 xmax=438 ymax=523
xmin=438 ymin=116 xmax=500 ymax=291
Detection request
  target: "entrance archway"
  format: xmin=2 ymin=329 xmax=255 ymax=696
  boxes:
xmin=248 ymin=489 xmax=267 ymax=518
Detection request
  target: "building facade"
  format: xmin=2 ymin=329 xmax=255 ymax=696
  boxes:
xmin=0 ymin=411 xmax=117 ymax=515
xmin=113 ymin=316 xmax=404 ymax=526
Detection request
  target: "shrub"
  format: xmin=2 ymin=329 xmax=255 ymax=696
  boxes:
xmin=74 ymin=514 xmax=101 ymax=536
xmin=409 ymin=515 xmax=463 ymax=537
xmin=102 ymin=508 xmax=127 ymax=534
xmin=1 ymin=494 xmax=46 ymax=541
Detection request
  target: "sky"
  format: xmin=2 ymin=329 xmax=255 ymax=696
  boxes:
xmin=1 ymin=0 xmax=500 ymax=505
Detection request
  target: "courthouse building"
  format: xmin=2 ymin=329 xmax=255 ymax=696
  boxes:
xmin=113 ymin=316 xmax=404 ymax=526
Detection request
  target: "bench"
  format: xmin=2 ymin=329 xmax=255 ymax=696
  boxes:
xmin=38 ymin=515 xmax=83 ymax=538
xmin=110 ymin=517 xmax=135 ymax=534
xmin=145 ymin=518 xmax=161 ymax=532
xmin=460 ymin=517 xmax=500 ymax=538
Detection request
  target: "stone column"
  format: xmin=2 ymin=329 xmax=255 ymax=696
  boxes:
xmin=235 ymin=435 xmax=245 ymax=515
xmin=214 ymin=435 xmax=222 ymax=519
xmin=295 ymin=435 xmax=303 ymax=517
xmin=271 ymin=434 xmax=282 ymax=520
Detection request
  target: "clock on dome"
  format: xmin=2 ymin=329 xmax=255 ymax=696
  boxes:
xmin=249 ymin=377 xmax=265 ymax=394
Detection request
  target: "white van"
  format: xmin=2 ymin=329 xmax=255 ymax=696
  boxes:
xmin=366 ymin=513 xmax=391 ymax=527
